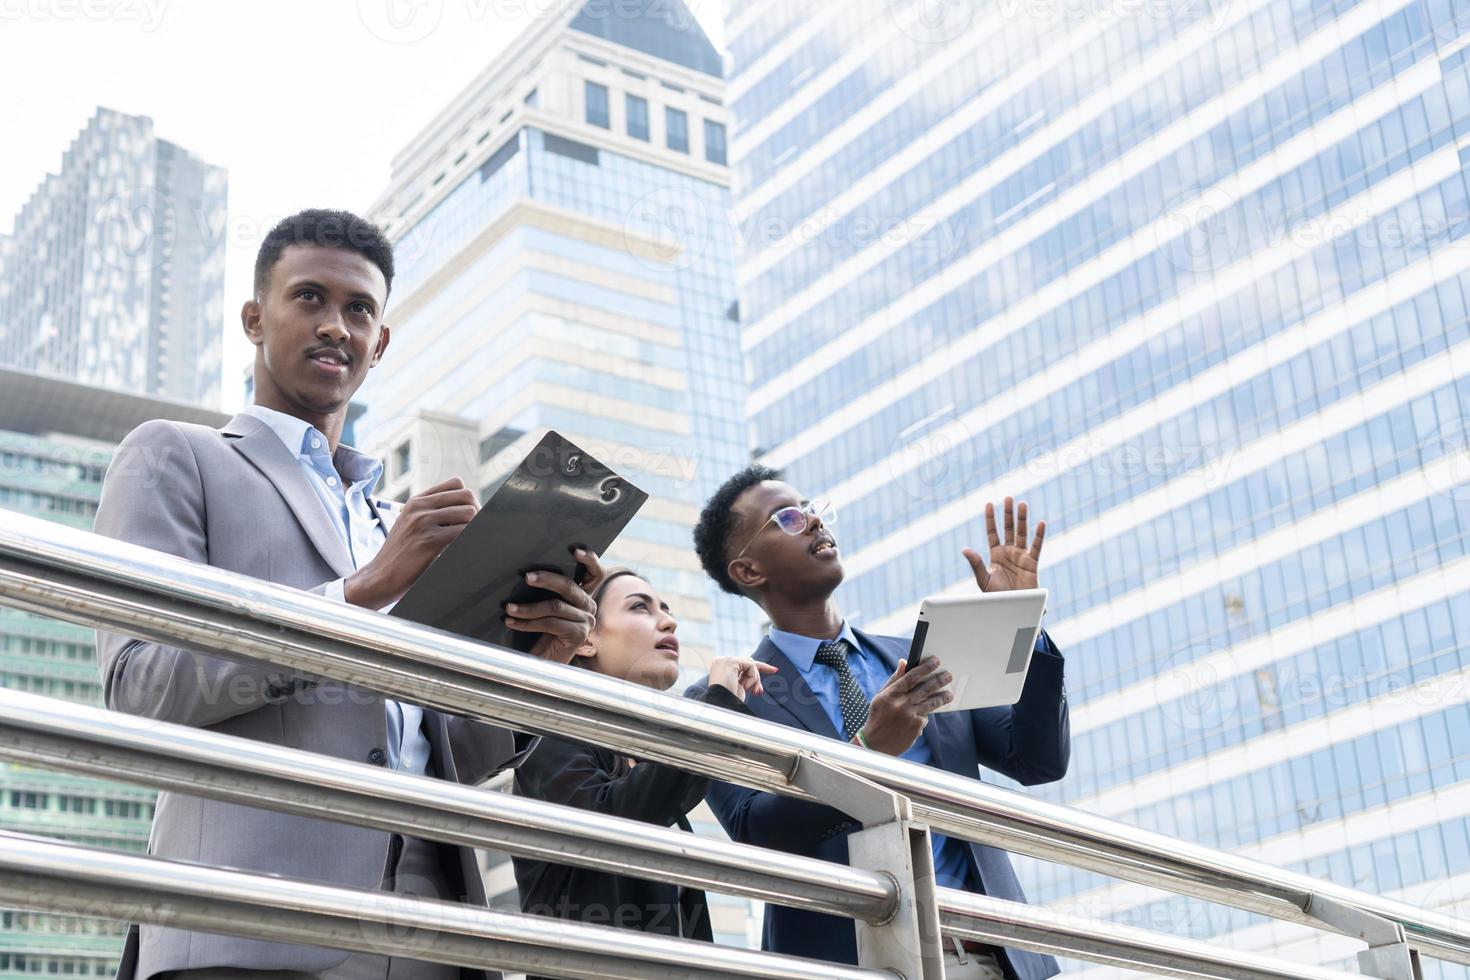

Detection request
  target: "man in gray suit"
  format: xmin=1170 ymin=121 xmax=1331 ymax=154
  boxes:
xmin=94 ymin=209 xmax=601 ymax=980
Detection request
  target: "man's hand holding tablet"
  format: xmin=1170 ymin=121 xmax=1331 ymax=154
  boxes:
xmin=864 ymin=498 xmax=1049 ymax=751
xmin=503 ymin=547 xmax=606 ymax=664
xmin=856 ymin=657 xmax=955 ymax=754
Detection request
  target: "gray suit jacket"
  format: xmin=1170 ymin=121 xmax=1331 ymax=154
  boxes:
xmin=94 ymin=413 xmax=528 ymax=980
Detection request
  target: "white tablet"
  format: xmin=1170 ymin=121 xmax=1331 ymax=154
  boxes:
xmin=911 ymin=589 xmax=1048 ymax=711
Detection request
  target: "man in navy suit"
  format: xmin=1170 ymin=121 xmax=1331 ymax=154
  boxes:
xmin=689 ymin=466 xmax=1068 ymax=980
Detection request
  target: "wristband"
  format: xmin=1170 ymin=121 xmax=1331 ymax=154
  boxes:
xmin=855 ymin=727 xmax=872 ymax=750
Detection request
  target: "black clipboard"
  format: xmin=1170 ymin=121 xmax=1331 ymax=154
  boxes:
xmin=392 ymin=430 xmax=648 ymax=652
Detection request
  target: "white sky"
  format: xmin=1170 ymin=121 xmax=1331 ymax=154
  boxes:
xmin=0 ymin=0 xmax=726 ymax=412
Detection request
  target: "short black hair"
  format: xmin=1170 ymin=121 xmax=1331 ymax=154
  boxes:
xmin=694 ymin=464 xmax=782 ymax=595
xmin=253 ymin=208 xmax=395 ymax=299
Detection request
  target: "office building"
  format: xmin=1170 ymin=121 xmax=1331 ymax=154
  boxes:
xmin=726 ymin=0 xmax=1470 ymax=973
xmin=0 ymin=108 xmax=227 ymax=408
xmin=364 ymin=0 xmax=755 ymax=946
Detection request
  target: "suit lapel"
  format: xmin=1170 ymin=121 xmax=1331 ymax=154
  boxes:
xmin=852 ymin=627 xmax=958 ymax=771
xmin=751 ymin=636 xmax=841 ymax=740
xmin=421 ymin=710 xmax=454 ymax=781
xmin=222 ymin=413 xmax=355 ymax=578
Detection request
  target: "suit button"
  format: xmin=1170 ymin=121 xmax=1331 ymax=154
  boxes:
xmin=367 ymin=748 xmax=387 ymax=766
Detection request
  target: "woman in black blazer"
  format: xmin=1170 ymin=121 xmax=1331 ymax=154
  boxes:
xmin=513 ymin=568 xmax=774 ymax=965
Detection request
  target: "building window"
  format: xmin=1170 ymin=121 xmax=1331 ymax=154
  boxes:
xmin=524 ymin=88 xmax=538 ymax=107
xmin=543 ymin=133 xmax=600 ymax=165
xmin=704 ymin=119 xmax=726 ymax=165
xmin=585 ymin=81 xmax=609 ymax=129
xmin=666 ymin=107 xmax=689 ymax=153
xmin=479 ymin=136 xmax=519 ymax=183
xmin=626 ymin=94 xmax=649 ymax=141
xmin=395 ymin=441 xmax=412 ymax=479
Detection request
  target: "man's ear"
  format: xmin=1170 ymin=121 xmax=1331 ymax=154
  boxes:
xmin=241 ymin=299 xmax=264 ymax=346
xmin=727 ymin=555 xmax=766 ymax=593
xmin=369 ymin=322 xmax=391 ymax=367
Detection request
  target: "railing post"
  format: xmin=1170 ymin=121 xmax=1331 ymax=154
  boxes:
xmin=791 ymin=754 xmax=944 ymax=980
xmin=1305 ymin=894 xmax=1424 ymax=980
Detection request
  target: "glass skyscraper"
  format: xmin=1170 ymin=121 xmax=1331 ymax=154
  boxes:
xmin=726 ymin=0 xmax=1470 ymax=974
xmin=363 ymin=0 xmax=756 ymax=946
xmin=0 ymin=108 xmax=227 ymax=408
xmin=0 ymin=368 xmax=228 ymax=979
xmin=365 ymin=0 xmax=751 ymax=673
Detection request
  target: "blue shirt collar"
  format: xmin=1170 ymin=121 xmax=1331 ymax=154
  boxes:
xmin=766 ymin=620 xmax=863 ymax=673
xmin=243 ymin=404 xmax=382 ymax=487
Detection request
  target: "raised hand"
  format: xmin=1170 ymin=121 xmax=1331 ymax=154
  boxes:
xmin=963 ymin=496 xmax=1045 ymax=593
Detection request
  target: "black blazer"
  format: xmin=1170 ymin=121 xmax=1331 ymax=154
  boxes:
xmin=687 ymin=627 xmax=1069 ymax=980
xmin=512 ymin=683 xmax=748 ymax=973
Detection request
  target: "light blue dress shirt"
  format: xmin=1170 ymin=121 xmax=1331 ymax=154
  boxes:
xmin=244 ymin=404 xmax=432 ymax=775
xmin=766 ymin=622 xmax=975 ymax=891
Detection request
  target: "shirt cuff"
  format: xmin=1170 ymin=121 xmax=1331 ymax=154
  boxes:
xmin=1035 ymin=628 xmax=1055 ymax=654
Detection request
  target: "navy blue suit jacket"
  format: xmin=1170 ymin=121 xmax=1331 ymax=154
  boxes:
xmin=688 ymin=626 xmax=1068 ymax=980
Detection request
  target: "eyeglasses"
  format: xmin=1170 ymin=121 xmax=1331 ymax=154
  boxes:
xmin=730 ymin=498 xmax=837 ymax=563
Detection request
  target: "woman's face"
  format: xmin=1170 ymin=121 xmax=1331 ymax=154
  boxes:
xmin=581 ymin=575 xmax=681 ymax=690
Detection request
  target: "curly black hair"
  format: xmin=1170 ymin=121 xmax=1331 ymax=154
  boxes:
xmin=253 ymin=208 xmax=395 ymax=300
xmin=694 ymin=464 xmax=782 ymax=595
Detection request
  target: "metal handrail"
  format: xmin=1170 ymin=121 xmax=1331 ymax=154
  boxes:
xmin=0 ymin=510 xmax=1463 ymax=967
xmin=0 ymin=831 xmax=886 ymax=980
xmin=0 ymin=685 xmax=896 ymax=924
xmin=935 ymin=890 xmax=1363 ymax=980
xmin=0 ymin=686 xmax=1379 ymax=980
xmin=2 ymin=826 xmax=1376 ymax=980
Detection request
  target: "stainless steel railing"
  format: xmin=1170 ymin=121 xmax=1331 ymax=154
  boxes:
xmin=0 ymin=688 xmax=1364 ymax=980
xmin=0 ymin=509 xmax=1454 ymax=978
xmin=0 ymin=831 xmax=888 ymax=980
xmin=0 ymin=685 xmax=896 ymax=924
